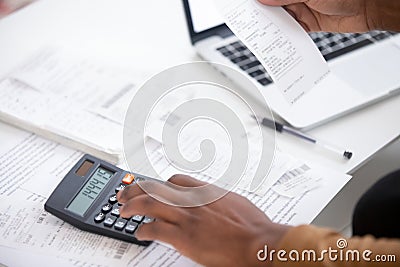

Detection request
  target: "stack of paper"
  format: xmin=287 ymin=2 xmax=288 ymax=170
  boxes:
xmin=0 ymin=48 xmax=148 ymax=163
xmin=0 ymin=121 xmax=351 ymax=266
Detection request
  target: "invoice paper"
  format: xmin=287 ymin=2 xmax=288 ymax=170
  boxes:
xmin=0 ymin=48 xmax=149 ymax=163
xmin=0 ymin=122 xmax=199 ymax=267
xmin=0 ymin=121 xmax=350 ymax=266
xmin=216 ymin=0 xmax=330 ymax=104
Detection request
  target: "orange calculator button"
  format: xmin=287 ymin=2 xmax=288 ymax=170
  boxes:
xmin=122 ymin=173 xmax=135 ymax=185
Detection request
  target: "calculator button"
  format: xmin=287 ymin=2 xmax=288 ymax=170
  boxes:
xmin=111 ymin=207 xmax=120 ymax=217
xmin=114 ymin=218 xmax=127 ymax=231
xmin=101 ymin=203 xmax=113 ymax=213
xmin=115 ymin=183 xmax=127 ymax=193
xmin=125 ymin=222 xmax=138 ymax=234
xmin=135 ymin=177 xmax=145 ymax=182
xmin=103 ymin=216 xmax=116 ymax=227
xmin=109 ymin=194 xmax=118 ymax=204
xmin=122 ymin=173 xmax=135 ymax=185
xmin=132 ymin=215 xmax=143 ymax=222
xmin=94 ymin=212 xmax=105 ymax=223
xmin=142 ymin=216 xmax=154 ymax=224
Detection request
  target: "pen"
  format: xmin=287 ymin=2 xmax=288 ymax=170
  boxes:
xmin=252 ymin=116 xmax=353 ymax=160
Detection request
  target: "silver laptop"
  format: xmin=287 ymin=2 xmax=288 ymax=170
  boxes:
xmin=183 ymin=0 xmax=400 ymax=128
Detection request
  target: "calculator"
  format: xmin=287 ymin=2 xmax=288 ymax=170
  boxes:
xmin=45 ymin=154 xmax=156 ymax=246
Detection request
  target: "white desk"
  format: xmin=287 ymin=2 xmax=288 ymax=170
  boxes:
xmin=0 ymin=0 xmax=399 ymax=229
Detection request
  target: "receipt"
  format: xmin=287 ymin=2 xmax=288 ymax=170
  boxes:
xmin=272 ymin=164 xmax=323 ymax=198
xmin=216 ymin=0 xmax=330 ymax=104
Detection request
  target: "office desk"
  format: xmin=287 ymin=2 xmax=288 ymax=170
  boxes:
xmin=0 ymin=0 xmax=399 ymax=229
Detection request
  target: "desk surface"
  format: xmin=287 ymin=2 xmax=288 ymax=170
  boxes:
xmin=0 ymin=0 xmax=399 ymax=174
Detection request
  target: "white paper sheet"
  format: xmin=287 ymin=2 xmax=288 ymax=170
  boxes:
xmin=9 ymin=48 xmax=139 ymax=121
xmin=215 ymin=0 xmax=330 ymax=104
xmin=0 ymin=78 xmax=122 ymax=162
xmin=0 ymin=245 xmax=72 ymax=267
xmin=144 ymin=105 xmax=331 ymax=196
xmin=0 ymin=48 xmax=148 ymax=163
xmin=0 ymin=121 xmax=351 ymax=266
xmin=272 ymin=164 xmax=323 ymax=198
xmin=0 ymin=122 xmax=200 ymax=267
xmin=130 ymin=137 xmax=351 ymax=225
xmin=0 ymin=189 xmax=199 ymax=267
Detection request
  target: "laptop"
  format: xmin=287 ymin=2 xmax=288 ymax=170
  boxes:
xmin=182 ymin=0 xmax=400 ymax=128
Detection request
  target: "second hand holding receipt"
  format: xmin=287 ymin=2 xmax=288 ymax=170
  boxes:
xmin=215 ymin=0 xmax=330 ymax=104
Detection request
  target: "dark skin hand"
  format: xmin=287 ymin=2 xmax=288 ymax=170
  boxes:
xmin=116 ymin=2 xmax=400 ymax=266
xmin=259 ymin=0 xmax=400 ymax=32
xmin=0 ymin=1 xmax=8 ymax=14
xmin=117 ymin=175 xmax=291 ymax=267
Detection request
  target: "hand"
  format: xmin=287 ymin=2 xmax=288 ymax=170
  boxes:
xmin=117 ymin=175 xmax=291 ymax=267
xmin=259 ymin=0 xmax=400 ymax=32
xmin=0 ymin=1 xmax=9 ymax=15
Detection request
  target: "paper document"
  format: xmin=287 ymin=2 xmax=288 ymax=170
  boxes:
xmin=144 ymin=102 xmax=325 ymax=196
xmin=0 ymin=245 xmax=72 ymax=267
xmin=141 ymin=104 xmax=350 ymax=222
xmin=272 ymin=164 xmax=323 ymax=198
xmin=0 ymin=122 xmax=351 ymax=266
xmin=0 ymin=48 xmax=148 ymax=163
xmin=0 ymin=122 xmax=200 ymax=267
xmin=126 ymin=137 xmax=350 ymax=225
xmin=216 ymin=0 xmax=330 ymax=104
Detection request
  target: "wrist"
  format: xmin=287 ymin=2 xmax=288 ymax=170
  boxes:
xmin=366 ymin=0 xmax=400 ymax=31
xmin=247 ymin=223 xmax=292 ymax=266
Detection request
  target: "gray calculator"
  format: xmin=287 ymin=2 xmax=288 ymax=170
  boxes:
xmin=45 ymin=154 xmax=156 ymax=246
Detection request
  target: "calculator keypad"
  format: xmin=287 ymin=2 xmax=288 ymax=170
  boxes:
xmin=125 ymin=222 xmax=138 ymax=234
xmin=135 ymin=177 xmax=145 ymax=182
xmin=104 ymin=216 xmax=116 ymax=227
xmin=94 ymin=212 xmax=106 ymax=223
xmin=111 ymin=206 xmax=120 ymax=217
xmin=102 ymin=203 xmax=113 ymax=213
xmin=114 ymin=218 xmax=127 ymax=231
xmin=132 ymin=215 xmax=143 ymax=222
xmin=122 ymin=173 xmax=135 ymax=185
xmin=93 ymin=174 xmax=154 ymax=238
xmin=115 ymin=183 xmax=127 ymax=193
xmin=143 ymin=216 xmax=154 ymax=224
xmin=108 ymin=194 xmax=118 ymax=204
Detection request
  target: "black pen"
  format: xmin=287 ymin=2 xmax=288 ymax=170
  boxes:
xmin=252 ymin=116 xmax=353 ymax=160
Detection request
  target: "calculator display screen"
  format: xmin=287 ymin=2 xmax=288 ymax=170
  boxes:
xmin=67 ymin=167 xmax=114 ymax=216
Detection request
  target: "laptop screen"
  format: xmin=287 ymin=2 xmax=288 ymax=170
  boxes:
xmin=188 ymin=0 xmax=224 ymax=33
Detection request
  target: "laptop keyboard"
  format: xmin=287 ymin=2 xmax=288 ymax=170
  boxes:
xmin=216 ymin=31 xmax=398 ymax=86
